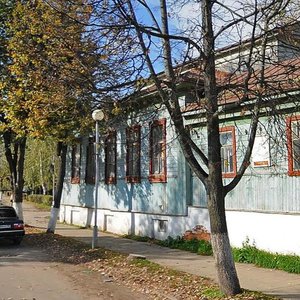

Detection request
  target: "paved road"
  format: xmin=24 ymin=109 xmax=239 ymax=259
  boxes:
xmin=0 ymin=240 xmax=89 ymax=299
xmin=0 ymin=239 xmax=148 ymax=300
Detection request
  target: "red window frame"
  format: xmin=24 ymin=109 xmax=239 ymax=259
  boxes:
xmin=85 ymin=137 xmax=95 ymax=184
xmin=220 ymin=126 xmax=237 ymax=178
xmin=126 ymin=125 xmax=141 ymax=183
xmin=105 ymin=131 xmax=117 ymax=184
xmin=71 ymin=143 xmax=81 ymax=184
xmin=149 ymin=119 xmax=167 ymax=183
xmin=287 ymin=115 xmax=300 ymax=176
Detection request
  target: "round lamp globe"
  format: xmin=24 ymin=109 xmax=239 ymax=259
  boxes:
xmin=92 ymin=109 xmax=104 ymax=121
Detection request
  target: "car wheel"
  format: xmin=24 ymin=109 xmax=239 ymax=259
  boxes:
xmin=13 ymin=237 xmax=22 ymax=245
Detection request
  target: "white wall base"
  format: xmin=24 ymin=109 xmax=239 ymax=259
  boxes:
xmin=59 ymin=205 xmax=211 ymax=239
xmin=59 ymin=204 xmax=300 ymax=255
xmin=227 ymin=210 xmax=300 ymax=255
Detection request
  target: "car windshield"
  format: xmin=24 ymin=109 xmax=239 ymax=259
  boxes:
xmin=0 ymin=208 xmax=17 ymax=218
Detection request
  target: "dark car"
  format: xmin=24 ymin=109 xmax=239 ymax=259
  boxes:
xmin=0 ymin=206 xmax=25 ymax=245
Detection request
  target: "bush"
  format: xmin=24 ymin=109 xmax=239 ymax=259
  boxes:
xmin=197 ymin=240 xmax=213 ymax=256
xmin=158 ymin=236 xmax=213 ymax=256
xmin=232 ymin=237 xmax=257 ymax=263
xmin=26 ymin=194 xmax=52 ymax=207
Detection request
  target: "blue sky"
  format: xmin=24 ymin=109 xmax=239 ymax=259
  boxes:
xmin=131 ymin=0 xmax=250 ymax=73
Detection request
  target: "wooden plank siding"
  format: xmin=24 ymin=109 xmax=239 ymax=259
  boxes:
xmin=226 ymin=174 xmax=300 ymax=213
xmin=62 ymin=108 xmax=300 ymax=215
xmin=185 ymin=114 xmax=300 ymax=214
xmin=62 ymin=110 xmax=189 ymax=216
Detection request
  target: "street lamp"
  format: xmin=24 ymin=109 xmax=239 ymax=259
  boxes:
xmin=91 ymin=109 xmax=104 ymax=249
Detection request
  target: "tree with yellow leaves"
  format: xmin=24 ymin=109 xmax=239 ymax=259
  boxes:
xmin=0 ymin=0 xmax=101 ymax=227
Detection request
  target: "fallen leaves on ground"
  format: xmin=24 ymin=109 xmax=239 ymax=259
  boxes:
xmin=24 ymin=228 xmax=277 ymax=300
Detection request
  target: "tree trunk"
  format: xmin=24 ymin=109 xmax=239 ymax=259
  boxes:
xmin=47 ymin=142 xmax=67 ymax=233
xmin=3 ymin=131 xmax=26 ymax=220
xmin=207 ymin=183 xmax=241 ymax=295
xmin=13 ymin=137 xmax=26 ymax=220
xmin=39 ymin=151 xmax=47 ymax=195
xmin=201 ymin=0 xmax=242 ymax=294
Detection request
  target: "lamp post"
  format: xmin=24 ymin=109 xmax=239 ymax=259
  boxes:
xmin=91 ymin=109 xmax=104 ymax=249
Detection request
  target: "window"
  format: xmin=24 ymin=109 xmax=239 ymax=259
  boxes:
xmin=0 ymin=207 xmax=17 ymax=218
xmin=71 ymin=144 xmax=81 ymax=184
xmin=149 ymin=119 xmax=167 ymax=183
xmin=126 ymin=125 xmax=141 ymax=183
xmin=220 ymin=126 xmax=237 ymax=178
xmin=85 ymin=138 xmax=95 ymax=184
xmin=287 ymin=116 xmax=300 ymax=176
xmin=105 ymin=131 xmax=117 ymax=184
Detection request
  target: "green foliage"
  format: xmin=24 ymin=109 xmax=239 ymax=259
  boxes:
xmin=124 ymin=234 xmax=213 ymax=256
xmin=232 ymin=237 xmax=257 ymax=263
xmin=27 ymin=194 xmax=52 ymax=207
xmin=24 ymin=138 xmax=57 ymax=194
xmin=202 ymin=287 xmax=226 ymax=298
xmin=233 ymin=238 xmax=300 ymax=274
xmin=129 ymin=258 xmax=163 ymax=273
xmin=123 ymin=234 xmax=152 ymax=242
xmin=158 ymin=236 xmax=213 ymax=256
xmin=126 ymin=234 xmax=300 ymax=274
xmin=0 ymin=141 xmax=10 ymax=190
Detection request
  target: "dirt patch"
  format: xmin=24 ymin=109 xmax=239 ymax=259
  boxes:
xmin=56 ymin=263 xmax=147 ymax=300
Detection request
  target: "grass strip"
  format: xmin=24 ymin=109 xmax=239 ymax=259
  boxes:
xmin=124 ymin=234 xmax=300 ymax=274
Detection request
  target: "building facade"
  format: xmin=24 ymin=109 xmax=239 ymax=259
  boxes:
xmin=60 ymin=27 xmax=300 ymax=255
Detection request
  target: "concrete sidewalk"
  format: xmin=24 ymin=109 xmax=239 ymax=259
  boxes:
xmin=22 ymin=202 xmax=300 ymax=300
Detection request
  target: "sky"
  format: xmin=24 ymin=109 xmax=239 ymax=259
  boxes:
xmin=134 ymin=0 xmax=258 ymax=49
xmin=131 ymin=0 xmax=256 ymax=70
xmin=92 ymin=0 xmax=300 ymax=81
